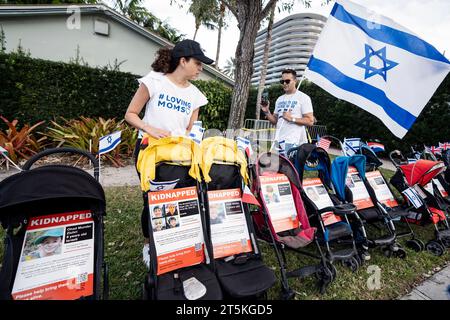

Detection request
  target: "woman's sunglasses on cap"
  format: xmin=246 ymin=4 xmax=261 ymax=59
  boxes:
xmin=279 ymin=79 xmax=291 ymax=85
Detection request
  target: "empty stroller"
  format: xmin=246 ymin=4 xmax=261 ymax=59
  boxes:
xmin=288 ymin=144 xmax=363 ymax=269
xmin=331 ymin=154 xmax=407 ymax=258
xmin=200 ymin=136 xmax=276 ymax=299
xmin=251 ymin=152 xmax=336 ymax=298
xmin=0 ymin=148 xmax=108 ymax=300
xmin=389 ymin=150 xmax=450 ymax=256
xmin=137 ymin=136 xmax=222 ymax=300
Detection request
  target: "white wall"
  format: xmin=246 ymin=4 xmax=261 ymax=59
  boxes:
xmin=1 ymin=13 xmax=229 ymax=84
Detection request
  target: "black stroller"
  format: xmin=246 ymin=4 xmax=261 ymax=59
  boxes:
xmin=200 ymin=136 xmax=276 ymax=299
xmin=137 ymin=136 xmax=222 ymax=300
xmin=331 ymin=154 xmax=407 ymax=258
xmin=288 ymin=144 xmax=363 ymax=269
xmin=0 ymin=148 xmax=108 ymax=300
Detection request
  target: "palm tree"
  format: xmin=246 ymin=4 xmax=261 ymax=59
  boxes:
xmin=255 ymin=1 xmax=276 ymax=120
xmin=214 ymin=1 xmax=226 ymax=68
xmin=188 ymin=0 xmax=219 ymax=40
xmin=113 ymin=0 xmax=185 ymax=43
xmin=223 ymin=57 xmax=236 ymax=79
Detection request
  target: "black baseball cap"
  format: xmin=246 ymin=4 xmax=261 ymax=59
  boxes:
xmin=172 ymin=39 xmax=214 ymax=65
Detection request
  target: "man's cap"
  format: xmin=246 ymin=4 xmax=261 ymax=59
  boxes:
xmin=34 ymin=228 xmax=64 ymax=245
xmin=172 ymin=39 xmax=214 ymax=65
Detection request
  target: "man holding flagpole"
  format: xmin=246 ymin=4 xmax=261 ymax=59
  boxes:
xmin=260 ymin=69 xmax=315 ymax=153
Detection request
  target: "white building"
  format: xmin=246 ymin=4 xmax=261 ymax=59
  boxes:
xmin=0 ymin=4 xmax=234 ymax=87
xmin=251 ymin=13 xmax=326 ymax=86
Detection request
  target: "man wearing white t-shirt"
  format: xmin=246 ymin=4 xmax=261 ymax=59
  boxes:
xmin=261 ymin=69 xmax=315 ymax=153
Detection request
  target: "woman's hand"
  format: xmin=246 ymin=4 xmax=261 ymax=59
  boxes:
xmin=143 ymin=125 xmax=170 ymax=139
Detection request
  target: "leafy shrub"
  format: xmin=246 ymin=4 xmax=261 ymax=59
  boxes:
xmin=0 ymin=116 xmax=46 ymax=163
xmin=42 ymin=117 xmax=137 ymax=167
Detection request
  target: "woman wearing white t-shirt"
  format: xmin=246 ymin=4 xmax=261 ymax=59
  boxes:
xmin=124 ymin=39 xmax=214 ymax=267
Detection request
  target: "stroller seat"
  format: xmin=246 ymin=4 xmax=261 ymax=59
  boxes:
xmin=156 ymin=264 xmax=223 ymax=300
xmin=358 ymin=207 xmax=382 ymax=221
xmin=215 ymin=257 xmax=276 ymax=298
xmin=200 ymin=137 xmax=276 ymax=299
xmin=277 ymin=226 xmax=316 ymax=249
xmin=321 ymin=222 xmax=353 ymax=242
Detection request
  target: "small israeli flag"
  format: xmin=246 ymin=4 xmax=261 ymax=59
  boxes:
xmin=341 ymin=137 xmax=361 ymax=156
xmin=189 ymin=121 xmax=204 ymax=144
xmin=99 ymin=131 xmax=121 ymax=155
xmin=402 ymin=187 xmax=424 ymax=209
xmin=236 ymin=136 xmax=253 ymax=157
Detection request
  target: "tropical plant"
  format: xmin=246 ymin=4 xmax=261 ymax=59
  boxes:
xmin=188 ymin=0 xmax=219 ymax=40
xmin=113 ymin=0 xmax=185 ymax=43
xmin=42 ymin=117 xmax=138 ymax=167
xmin=223 ymin=57 xmax=236 ymax=79
xmin=0 ymin=116 xmax=46 ymax=163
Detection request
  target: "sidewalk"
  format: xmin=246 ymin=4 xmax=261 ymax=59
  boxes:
xmin=0 ymin=164 xmax=140 ymax=188
xmin=400 ymin=263 xmax=450 ymax=300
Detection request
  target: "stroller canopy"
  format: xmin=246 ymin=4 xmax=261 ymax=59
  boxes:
xmin=360 ymin=144 xmax=383 ymax=169
xmin=137 ymin=136 xmax=202 ymax=191
xmin=200 ymin=137 xmax=249 ymax=184
xmin=399 ymin=159 xmax=445 ymax=187
xmin=295 ymin=144 xmax=332 ymax=189
xmin=0 ymin=166 xmax=105 ymax=214
xmin=331 ymin=155 xmax=366 ymax=200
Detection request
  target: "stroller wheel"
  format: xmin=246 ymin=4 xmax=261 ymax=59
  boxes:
xmin=425 ymin=240 xmax=445 ymax=256
xmin=342 ymin=256 xmax=359 ymax=272
xmin=383 ymin=247 xmax=393 ymax=258
xmin=393 ymin=247 xmax=407 ymax=259
xmin=280 ymin=288 xmax=295 ymax=300
xmin=315 ymin=261 xmax=336 ymax=283
xmin=406 ymin=239 xmax=423 ymax=252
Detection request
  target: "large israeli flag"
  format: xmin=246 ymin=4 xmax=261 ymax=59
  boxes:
xmin=305 ymin=0 xmax=450 ymax=139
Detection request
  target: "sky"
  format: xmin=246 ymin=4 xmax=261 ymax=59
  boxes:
xmin=142 ymin=0 xmax=450 ymax=70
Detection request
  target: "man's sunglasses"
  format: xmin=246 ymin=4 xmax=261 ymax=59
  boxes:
xmin=279 ymin=79 xmax=291 ymax=85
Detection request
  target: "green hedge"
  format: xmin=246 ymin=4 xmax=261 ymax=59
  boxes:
xmin=0 ymin=52 xmax=232 ymax=130
xmin=246 ymin=74 xmax=450 ymax=153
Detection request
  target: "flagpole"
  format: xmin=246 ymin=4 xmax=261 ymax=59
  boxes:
xmin=0 ymin=152 xmax=22 ymax=171
xmin=98 ymin=153 xmax=101 ymax=184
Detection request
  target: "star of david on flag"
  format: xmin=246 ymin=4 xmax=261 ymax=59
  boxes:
xmin=305 ymin=0 xmax=450 ymax=139
xmin=355 ymin=44 xmax=398 ymax=81
xmin=99 ymin=131 xmax=121 ymax=155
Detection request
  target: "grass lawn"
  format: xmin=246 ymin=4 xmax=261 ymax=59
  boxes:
xmin=102 ymin=184 xmax=449 ymax=300
xmin=1 ymin=167 xmax=449 ymax=300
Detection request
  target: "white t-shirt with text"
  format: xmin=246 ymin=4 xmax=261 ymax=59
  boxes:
xmin=274 ymin=90 xmax=313 ymax=145
xmin=138 ymin=71 xmax=208 ymax=136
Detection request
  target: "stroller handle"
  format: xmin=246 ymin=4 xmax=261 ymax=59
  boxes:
xmin=23 ymin=147 xmax=100 ymax=180
xmin=388 ymin=150 xmax=403 ymax=168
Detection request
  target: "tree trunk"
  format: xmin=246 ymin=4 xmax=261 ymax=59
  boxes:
xmin=227 ymin=1 xmax=263 ymax=131
xmin=215 ymin=1 xmax=225 ymax=68
xmin=255 ymin=1 xmax=276 ymax=120
xmin=192 ymin=26 xmax=198 ymax=41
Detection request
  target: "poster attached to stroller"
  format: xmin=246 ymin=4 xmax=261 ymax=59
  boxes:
xmin=207 ymin=188 xmax=252 ymax=259
xmin=12 ymin=210 xmax=94 ymax=300
xmin=366 ymin=171 xmax=399 ymax=208
xmin=346 ymin=166 xmax=374 ymax=210
xmin=424 ymin=179 xmax=449 ymax=198
xmin=148 ymin=186 xmax=205 ymax=275
xmin=260 ymin=174 xmax=299 ymax=233
xmin=303 ymin=178 xmax=342 ymax=226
